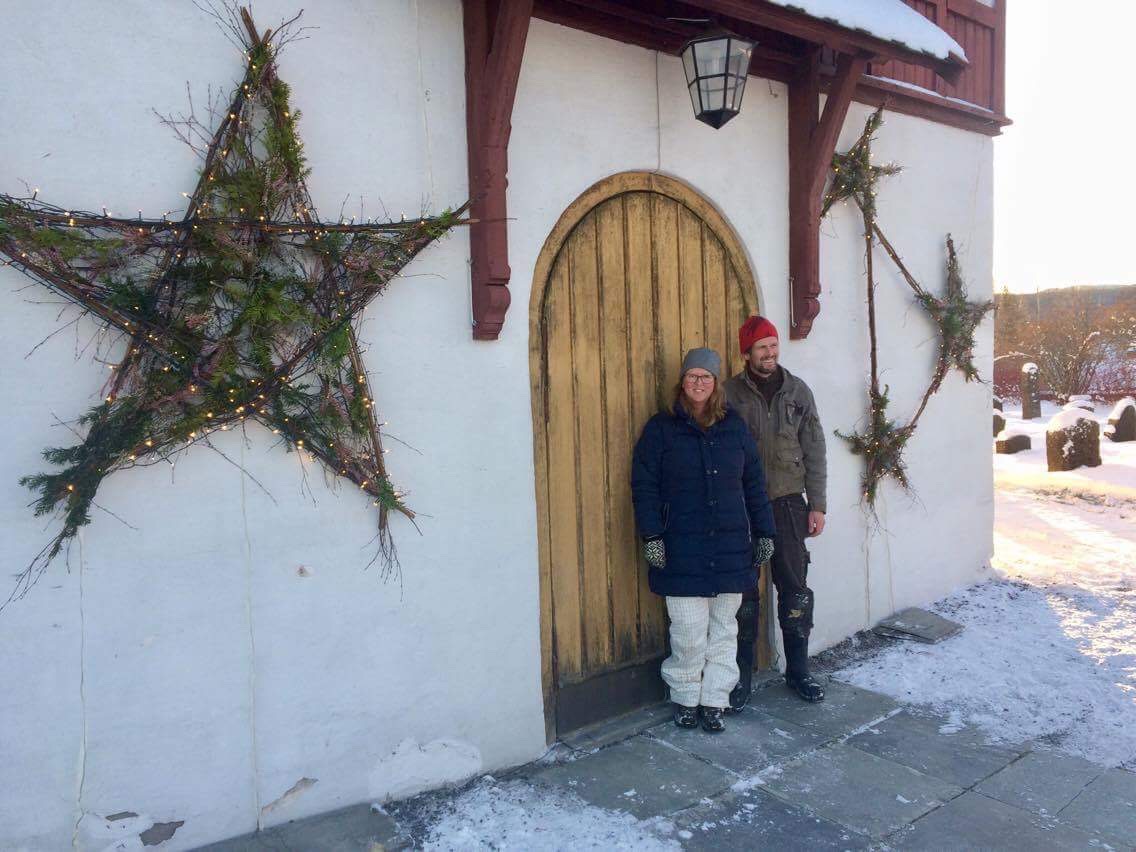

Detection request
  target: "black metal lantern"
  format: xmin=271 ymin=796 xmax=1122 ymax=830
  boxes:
xmin=680 ymin=29 xmax=756 ymax=129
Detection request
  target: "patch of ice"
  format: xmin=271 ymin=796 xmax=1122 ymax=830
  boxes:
xmin=938 ymin=711 xmax=965 ymax=734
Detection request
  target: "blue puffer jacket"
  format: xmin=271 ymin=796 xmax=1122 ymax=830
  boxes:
xmin=631 ymin=404 xmax=776 ymax=597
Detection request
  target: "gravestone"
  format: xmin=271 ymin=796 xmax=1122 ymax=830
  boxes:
xmin=1020 ymin=363 xmax=1041 ymax=420
xmin=993 ymin=411 xmax=1006 ymax=437
xmin=1046 ymin=411 xmax=1101 ymax=471
xmin=992 ymin=397 xmax=1004 ymax=412
xmin=996 ymin=433 xmax=1031 ymax=454
xmin=1064 ymin=399 xmax=1095 ymax=413
xmin=1106 ymin=397 xmax=1136 ymax=443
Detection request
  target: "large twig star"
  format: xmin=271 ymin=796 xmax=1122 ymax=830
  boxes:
xmin=0 ymin=7 xmax=464 ymax=604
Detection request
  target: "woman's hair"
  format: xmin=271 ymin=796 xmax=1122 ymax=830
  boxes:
xmin=672 ymin=376 xmax=727 ymax=429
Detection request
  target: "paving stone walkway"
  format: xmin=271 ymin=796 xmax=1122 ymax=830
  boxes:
xmin=202 ymin=679 xmax=1136 ymax=850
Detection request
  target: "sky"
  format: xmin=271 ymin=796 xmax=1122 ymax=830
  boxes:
xmin=994 ymin=1 xmax=1136 ymax=293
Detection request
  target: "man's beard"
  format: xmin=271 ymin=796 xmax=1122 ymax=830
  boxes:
xmin=751 ymin=358 xmax=778 ymax=377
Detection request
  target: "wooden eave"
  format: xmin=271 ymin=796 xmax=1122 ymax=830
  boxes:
xmin=465 ymin=0 xmax=1004 ymax=340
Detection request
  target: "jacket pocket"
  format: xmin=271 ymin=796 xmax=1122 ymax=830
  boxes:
xmin=777 ymin=447 xmax=803 ymax=469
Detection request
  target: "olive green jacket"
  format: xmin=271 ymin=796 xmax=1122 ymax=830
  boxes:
xmin=724 ymin=366 xmax=827 ymax=513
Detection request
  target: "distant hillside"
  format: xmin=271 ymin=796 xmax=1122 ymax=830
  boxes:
xmin=998 ymin=284 xmax=1136 ymax=320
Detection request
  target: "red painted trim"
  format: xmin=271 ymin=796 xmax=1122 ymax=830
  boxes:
xmin=947 ymin=0 xmax=999 ymax=29
xmin=788 ymin=51 xmax=869 ymax=340
xmin=464 ymin=0 xmax=1006 ymax=342
xmin=464 ymin=0 xmax=533 ymax=340
xmin=857 ymin=75 xmax=1010 ymax=136
xmin=991 ymin=0 xmax=1006 ymax=116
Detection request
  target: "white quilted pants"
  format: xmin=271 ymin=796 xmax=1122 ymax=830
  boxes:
xmin=661 ymin=594 xmax=743 ymax=709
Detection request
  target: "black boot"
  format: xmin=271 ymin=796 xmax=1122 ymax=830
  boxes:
xmin=673 ymin=703 xmax=699 ymax=728
xmin=729 ymin=598 xmax=758 ymax=712
xmin=699 ymin=706 xmax=726 ymax=733
xmin=783 ymin=633 xmax=825 ymax=702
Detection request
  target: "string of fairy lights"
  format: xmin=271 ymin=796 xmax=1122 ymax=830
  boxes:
xmin=825 ymin=108 xmax=992 ymax=507
xmin=0 ymin=6 xmax=465 ymax=605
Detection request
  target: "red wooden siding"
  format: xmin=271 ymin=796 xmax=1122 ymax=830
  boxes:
xmin=867 ymin=0 xmax=1005 ymax=116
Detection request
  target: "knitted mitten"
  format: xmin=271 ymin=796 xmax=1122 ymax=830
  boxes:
xmin=754 ymin=537 xmax=774 ymax=566
xmin=643 ymin=538 xmax=666 ymax=569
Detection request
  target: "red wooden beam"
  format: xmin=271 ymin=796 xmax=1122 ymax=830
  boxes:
xmin=464 ymin=0 xmax=534 ymax=340
xmin=788 ymin=49 xmax=870 ymax=340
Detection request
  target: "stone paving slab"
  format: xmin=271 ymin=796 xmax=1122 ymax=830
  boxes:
xmin=197 ymin=802 xmax=408 ymax=852
xmin=891 ymin=790 xmax=1118 ymax=851
xmin=672 ymin=787 xmax=871 ymax=850
xmin=560 ymin=701 xmax=674 ymax=752
xmin=650 ymin=707 xmax=830 ymax=776
xmin=528 ymin=734 xmax=733 ymax=820
xmin=873 ymin=606 xmax=963 ymax=644
xmin=763 ymin=742 xmax=962 ymax=839
xmin=749 ymin=678 xmax=899 ymax=738
xmin=1058 ymin=767 xmax=1136 ymax=844
xmin=975 ymin=749 xmax=1103 ymax=815
xmin=846 ymin=709 xmax=1025 ymax=788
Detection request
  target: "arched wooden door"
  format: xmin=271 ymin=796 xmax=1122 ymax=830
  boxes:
xmin=530 ymin=172 xmax=767 ymax=738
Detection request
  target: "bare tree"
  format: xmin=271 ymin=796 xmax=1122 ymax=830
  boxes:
xmin=995 ymin=287 xmax=1136 ymax=402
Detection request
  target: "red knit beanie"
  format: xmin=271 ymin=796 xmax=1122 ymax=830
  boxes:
xmin=738 ymin=315 xmax=778 ymax=355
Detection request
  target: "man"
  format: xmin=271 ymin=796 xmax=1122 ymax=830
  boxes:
xmin=724 ymin=315 xmax=827 ymax=706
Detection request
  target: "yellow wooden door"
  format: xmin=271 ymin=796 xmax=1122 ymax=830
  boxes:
xmin=530 ymin=172 xmax=764 ymax=737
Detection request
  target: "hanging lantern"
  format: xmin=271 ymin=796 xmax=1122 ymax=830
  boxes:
xmin=680 ymin=29 xmax=756 ymax=129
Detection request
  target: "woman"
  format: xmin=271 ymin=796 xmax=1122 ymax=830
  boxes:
xmin=631 ymin=348 xmax=775 ymax=732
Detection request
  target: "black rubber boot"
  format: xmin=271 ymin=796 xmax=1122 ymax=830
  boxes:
xmin=783 ymin=633 xmax=825 ymax=702
xmin=699 ymin=706 xmax=726 ymax=733
xmin=673 ymin=703 xmax=699 ymax=728
xmin=728 ymin=597 xmax=758 ymax=712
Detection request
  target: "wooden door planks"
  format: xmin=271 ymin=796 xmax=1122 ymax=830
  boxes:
xmin=531 ymin=173 xmax=767 ymax=736
xmin=567 ymin=213 xmax=612 ymax=676
xmin=544 ymin=257 xmax=583 ymax=684
xmin=625 ymin=192 xmax=668 ymax=657
xmin=595 ymin=198 xmax=639 ymax=663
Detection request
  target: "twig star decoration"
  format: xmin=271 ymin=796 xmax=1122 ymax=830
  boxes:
xmin=0 ymin=7 xmax=465 ymax=605
xmin=825 ymin=108 xmax=992 ymax=507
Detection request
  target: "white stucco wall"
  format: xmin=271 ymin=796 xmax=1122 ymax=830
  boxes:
xmin=0 ymin=4 xmax=993 ymax=849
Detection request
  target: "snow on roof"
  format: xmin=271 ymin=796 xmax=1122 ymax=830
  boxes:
xmin=1047 ymin=408 xmax=1094 ymax=433
xmin=763 ymin=0 xmax=966 ymax=61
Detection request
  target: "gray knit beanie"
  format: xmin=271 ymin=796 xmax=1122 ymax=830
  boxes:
xmin=681 ymin=347 xmax=721 ymax=379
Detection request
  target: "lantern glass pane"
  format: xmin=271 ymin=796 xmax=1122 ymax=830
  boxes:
xmin=693 ymin=38 xmax=728 ymax=76
xmin=698 ymin=74 xmax=727 ymax=112
xmin=687 ymin=80 xmax=702 ymax=116
xmin=730 ymin=74 xmax=748 ymax=111
xmin=682 ymin=46 xmax=697 ymax=87
xmin=728 ymin=41 xmax=753 ymax=77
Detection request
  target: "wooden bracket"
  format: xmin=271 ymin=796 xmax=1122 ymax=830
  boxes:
xmin=463 ymin=0 xmax=533 ymax=340
xmin=787 ymin=49 xmax=870 ymax=340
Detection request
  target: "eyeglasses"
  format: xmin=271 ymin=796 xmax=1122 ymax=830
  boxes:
xmin=683 ymin=373 xmax=715 ymax=386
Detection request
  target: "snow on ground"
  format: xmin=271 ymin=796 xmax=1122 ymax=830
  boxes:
xmin=994 ymin=400 xmax=1136 ymax=500
xmin=836 ymin=401 xmax=1136 ymax=768
xmin=418 ymin=776 xmax=680 ymax=851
